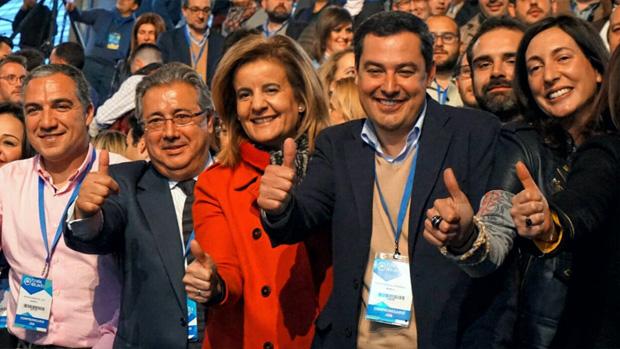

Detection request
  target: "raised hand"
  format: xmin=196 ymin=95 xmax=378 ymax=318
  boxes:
xmin=75 ymin=150 xmax=120 ymax=219
xmin=183 ymin=240 xmax=222 ymax=304
xmin=257 ymin=138 xmax=297 ymax=215
xmin=510 ymin=161 xmax=554 ymax=241
xmin=423 ymin=168 xmax=474 ymax=248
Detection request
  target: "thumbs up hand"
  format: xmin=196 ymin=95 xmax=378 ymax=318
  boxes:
xmin=423 ymin=168 xmax=474 ymax=248
xmin=510 ymin=161 xmax=554 ymax=241
xmin=258 ymin=138 xmax=297 ymax=215
xmin=75 ymin=150 xmax=120 ymax=219
xmin=183 ymin=240 xmax=223 ymax=304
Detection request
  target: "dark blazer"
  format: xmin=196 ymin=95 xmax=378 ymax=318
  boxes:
xmin=550 ymin=134 xmax=620 ymax=348
xmin=157 ymin=26 xmax=224 ymax=87
xmin=64 ymin=161 xmax=203 ymax=349
xmin=263 ymin=98 xmax=503 ymax=348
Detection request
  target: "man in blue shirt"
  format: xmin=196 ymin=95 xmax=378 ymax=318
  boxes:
xmin=66 ymin=0 xmax=140 ymax=99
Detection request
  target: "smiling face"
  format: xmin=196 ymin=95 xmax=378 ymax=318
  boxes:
xmin=513 ymin=0 xmax=555 ymax=25
xmin=357 ymin=32 xmax=433 ymax=141
xmin=0 ymin=62 xmax=26 ymax=104
xmin=0 ymin=113 xmax=24 ymax=166
xmin=428 ymin=0 xmax=449 ymax=15
xmin=325 ymin=22 xmax=353 ymax=57
xmin=142 ymin=82 xmax=212 ymax=180
xmin=234 ymin=59 xmax=301 ymax=148
xmin=479 ymin=0 xmax=509 ymax=17
xmin=136 ymin=23 xmax=158 ymax=46
xmin=23 ymin=73 xmax=93 ymax=166
xmin=393 ymin=0 xmax=431 ymax=20
xmin=525 ymin=27 xmax=601 ymax=124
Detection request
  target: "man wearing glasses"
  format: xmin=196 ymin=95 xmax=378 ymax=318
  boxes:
xmin=425 ymin=15 xmax=463 ymax=106
xmin=157 ymin=0 xmax=224 ymax=86
xmin=0 ymin=55 xmax=27 ymax=104
xmin=65 ymin=63 xmax=215 ymax=348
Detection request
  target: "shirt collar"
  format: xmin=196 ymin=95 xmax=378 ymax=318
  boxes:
xmin=168 ymin=152 xmax=214 ymax=189
xmin=361 ymin=101 xmax=427 ymax=164
xmin=36 ymin=144 xmax=95 ymax=194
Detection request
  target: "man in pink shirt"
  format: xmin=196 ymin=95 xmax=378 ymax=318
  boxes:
xmin=0 ymin=64 xmax=121 ymax=348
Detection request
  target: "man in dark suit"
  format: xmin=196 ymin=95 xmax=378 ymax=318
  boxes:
xmin=64 ymin=63 xmax=218 ymax=349
xmin=157 ymin=0 xmax=224 ymax=86
xmin=257 ymin=11 xmax=502 ymax=348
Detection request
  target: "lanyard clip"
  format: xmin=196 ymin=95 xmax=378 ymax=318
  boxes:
xmin=393 ymin=242 xmax=401 ymax=259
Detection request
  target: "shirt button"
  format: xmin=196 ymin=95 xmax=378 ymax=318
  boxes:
xmin=261 ymin=285 xmax=271 ymax=297
xmin=352 ymin=279 xmax=360 ymax=290
xmin=252 ymin=228 xmax=262 ymax=240
xmin=263 ymin=341 xmax=274 ymax=349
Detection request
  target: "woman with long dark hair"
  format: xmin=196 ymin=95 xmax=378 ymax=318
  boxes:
xmin=423 ymin=15 xmax=610 ymax=348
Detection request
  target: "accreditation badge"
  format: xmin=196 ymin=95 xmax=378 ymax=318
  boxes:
xmin=366 ymin=252 xmax=412 ymax=327
xmin=106 ymin=32 xmax=121 ymax=50
xmin=0 ymin=278 xmax=9 ymax=328
xmin=187 ymin=297 xmax=198 ymax=341
xmin=14 ymin=275 xmax=52 ymax=332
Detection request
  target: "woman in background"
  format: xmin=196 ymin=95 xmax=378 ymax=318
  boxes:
xmin=318 ymin=47 xmax=355 ymax=93
xmin=329 ymin=76 xmax=365 ymax=124
xmin=309 ymin=6 xmax=353 ymax=67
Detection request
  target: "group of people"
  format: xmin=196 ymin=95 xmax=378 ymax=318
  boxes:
xmin=0 ymin=0 xmax=619 ymax=348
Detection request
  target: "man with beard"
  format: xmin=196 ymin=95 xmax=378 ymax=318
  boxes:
xmin=426 ymin=15 xmax=463 ymax=106
xmin=246 ymin=0 xmax=311 ymax=39
xmin=468 ymin=16 xmax=525 ymax=122
xmin=509 ymin=0 xmax=556 ymax=25
xmin=158 ymin=0 xmax=224 ymax=85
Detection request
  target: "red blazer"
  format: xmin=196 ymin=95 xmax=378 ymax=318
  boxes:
xmin=194 ymin=142 xmax=333 ymax=349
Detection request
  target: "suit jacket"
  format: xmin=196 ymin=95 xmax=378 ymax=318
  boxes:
xmin=157 ymin=26 xmax=224 ymax=87
xmin=64 ymin=161 xmax=204 ymax=349
xmin=263 ymin=98 xmax=503 ymax=348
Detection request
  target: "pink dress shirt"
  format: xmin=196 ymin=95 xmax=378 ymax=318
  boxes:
xmin=0 ymin=145 xmax=122 ymax=348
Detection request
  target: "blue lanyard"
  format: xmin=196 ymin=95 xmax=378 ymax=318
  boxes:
xmin=374 ymin=150 xmax=418 ymax=257
xmin=435 ymin=81 xmax=449 ymax=105
xmin=184 ymin=26 xmax=208 ymax=69
xmin=38 ymin=148 xmax=96 ymax=278
xmin=183 ymin=231 xmax=195 ymax=259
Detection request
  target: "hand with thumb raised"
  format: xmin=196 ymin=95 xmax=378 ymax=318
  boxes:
xmin=184 ymin=240 xmax=222 ymax=303
xmin=75 ymin=150 xmax=120 ymax=219
xmin=510 ymin=161 xmax=554 ymax=241
xmin=423 ymin=168 xmax=474 ymax=249
xmin=258 ymin=138 xmax=298 ymax=215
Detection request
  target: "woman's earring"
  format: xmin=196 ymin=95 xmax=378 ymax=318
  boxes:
xmin=298 ymin=105 xmax=306 ymax=113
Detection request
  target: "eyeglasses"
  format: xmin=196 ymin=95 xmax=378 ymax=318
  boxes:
xmin=143 ymin=109 xmax=210 ymax=131
xmin=186 ymin=6 xmax=211 ymax=15
xmin=0 ymin=74 xmax=26 ymax=85
xmin=431 ymin=32 xmax=458 ymax=44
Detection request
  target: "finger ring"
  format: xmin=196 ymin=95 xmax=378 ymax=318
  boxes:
xmin=431 ymin=215 xmax=443 ymax=229
xmin=197 ymin=289 xmax=203 ymax=297
xmin=525 ymin=217 xmax=533 ymax=227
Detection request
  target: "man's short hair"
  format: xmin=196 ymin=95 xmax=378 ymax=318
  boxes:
xmin=0 ymin=55 xmax=27 ymax=71
xmin=22 ymin=64 xmax=92 ymax=112
xmin=466 ymin=16 xmax=526 ymax=68
xmin=0 ymin=36 xmax=13 ymax=50
xmin=354 ymin=11 xmax=434 ymax=72
xmin=15 ymin=48 xmax=45 ymax=71
xmin=53 ymin=42 xmax=85 ymax=70
xmin=135 ymin=62 xmax=213 ymax=122
xmin=130 ymin=43 xmax=163 ymax=66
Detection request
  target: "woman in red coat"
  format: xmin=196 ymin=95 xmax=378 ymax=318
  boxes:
xmin=185 ymin=34 xmax=333 ymax=349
